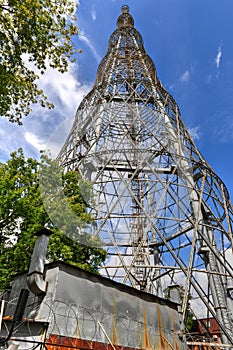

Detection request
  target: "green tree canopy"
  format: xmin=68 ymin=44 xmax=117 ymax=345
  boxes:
xmin=0 ymin=149 xmax=107 ymax=289
xmin=0 ymin=0 xmax=79 ymax=124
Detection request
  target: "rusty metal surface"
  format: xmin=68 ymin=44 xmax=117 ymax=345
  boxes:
xmin=42 ymin=263 xmax=185 ymax=349
xmin=2 ymin=262 xmax=186 ymax=350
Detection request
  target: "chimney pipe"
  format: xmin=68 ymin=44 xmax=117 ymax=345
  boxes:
xmin=27 ymin=228 xmax=52 ymax=295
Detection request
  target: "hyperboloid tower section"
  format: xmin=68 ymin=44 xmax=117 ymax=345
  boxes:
xmin=59 ymin=6 xmax=233 ymax=344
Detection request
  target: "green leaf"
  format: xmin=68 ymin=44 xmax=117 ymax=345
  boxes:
xmin=0 ymin=149 xmax=107 ymax=290
xmin=0 ymin=0 xmax=79 ymax=123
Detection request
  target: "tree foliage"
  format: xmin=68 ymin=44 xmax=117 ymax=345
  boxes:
xmin=0 ymin=0 xmax=79 ymax=123
xmin=0 ymin=149 xmax=107 ymax=289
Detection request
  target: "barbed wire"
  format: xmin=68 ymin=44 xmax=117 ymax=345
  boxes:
xmin=1 ymin=296 xmax=183 ymax=350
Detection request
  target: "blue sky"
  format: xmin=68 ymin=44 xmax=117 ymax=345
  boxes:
xmin=1 ymin=0 xmax=233 ymax=201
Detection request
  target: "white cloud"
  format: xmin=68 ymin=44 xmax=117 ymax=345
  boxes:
xmin=188 ymin=126 xmax=201 ymax=141
xmin=214 ymin=115 xmax=233 ymax=143
xmin=27 ymin=64 xmax=91 ymax=157
xmin=36 ymin=63 xmax=91 ymax=118
xmin=0 ymin=61 xmax=92 ymax=162
xmin=91 ymin=9 xmax=96 ymax=21
xmin=79 ymin=30 xmax=101 ymax=62
xmin=179 ymin=70 xmax=190 ymax=83
xmin=0 ymin=121 xmax=26 ymax=160
xmin=215 ymin=46 xmax=222 ymax=69
xmin=44 ymin=116 xmax=75 ymax=158
xmin=20 ymin=54 xmax=91 ymax=119
xmin=24 ymin=132 xmax=46 ymax=151
xmin=206 ymin=74 xmax=212 ymax=83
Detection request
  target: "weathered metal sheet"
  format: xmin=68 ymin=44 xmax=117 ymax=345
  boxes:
xmin=2 ymin=262 xmax=186 ymax=350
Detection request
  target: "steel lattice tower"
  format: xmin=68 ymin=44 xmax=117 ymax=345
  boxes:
xmin=58 ymin=6 xmax=233 ymax=344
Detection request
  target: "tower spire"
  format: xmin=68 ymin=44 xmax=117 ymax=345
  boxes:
xmin=117 ymin=5 xmax=134 ymax=28
xmin=58 ymin=7 xmax=233 ymax=345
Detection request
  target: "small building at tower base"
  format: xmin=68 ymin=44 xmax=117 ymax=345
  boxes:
xmin=1 ymin=261 xmax=186 ymax=350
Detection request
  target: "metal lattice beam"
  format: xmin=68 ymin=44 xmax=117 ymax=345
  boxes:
xmin=58 ymin=5 xmax=233 ymax=345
